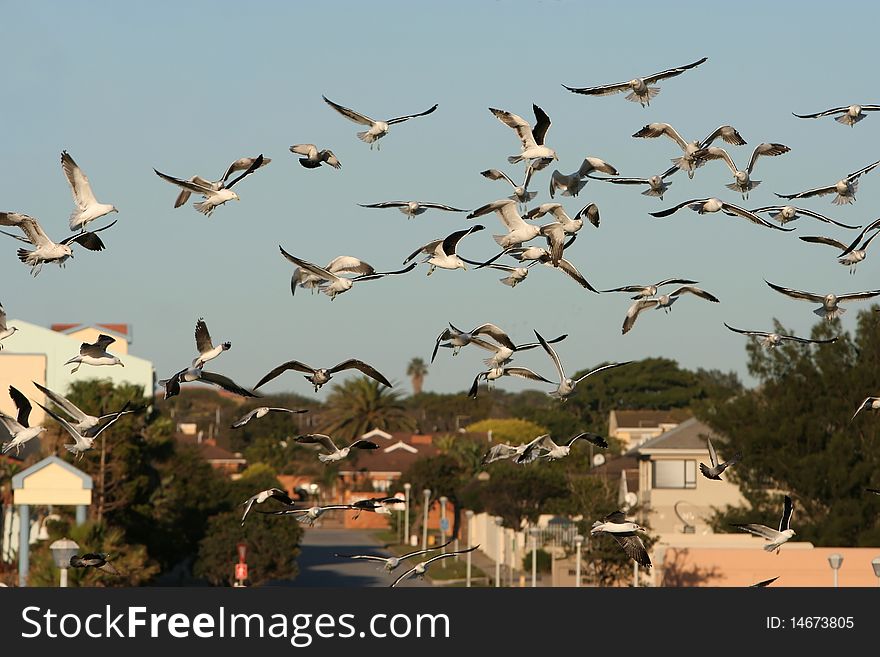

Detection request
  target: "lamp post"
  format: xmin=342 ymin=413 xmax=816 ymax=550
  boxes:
xmin=530 ymin=527 xmax=539 ymax=588
xmin=439 ymin=496 xmax=448 ymax=552
xmin=465 ymin=510 xmax=474 ymax=588
xmin=494 ymin=516 xmax=503 ymax=588
xmin=574 ymin=534 xmax=584 ymax=588
xmin=828 ymin=553 xmax=843 ymax=588
xmin=422 ymin=489 xmax=431 ymax=551
xmin=50 ymin=538 xmax=79 ymax=588
xmin=403 ymin=482 xmax=412 ymax=546
xmin=871 ymin=557 xmax=880 ymax=587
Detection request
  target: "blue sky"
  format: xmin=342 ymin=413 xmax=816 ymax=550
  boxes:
xmin=3 ymin=1 xmax=880 ymax=398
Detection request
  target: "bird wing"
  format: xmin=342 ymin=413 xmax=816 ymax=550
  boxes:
xmin=622 ymin=299 xmax=658 ymax=335
xmin=0 ymin=413 xmax=23 ymax=436
xmin=400 ymin=540 xmax=454 ymax=561
xmin=534 ymin=330 xmax=565 ymax=382
xmin=531 ymin=104 xmax=552 ymax=145
xmin=194 ymin=318 xmax=214 ymax=353
xmin=418 ymin=202 xmax=466 ymax=212
xmin=503 ymin=367 xmax=553 ymax=384
xmin=441 ymin=224 xmax=484 ymax=255
xmin=669 ymin=286 xmax=720 ymax=302
xmin=592 ymin=176 xmax=649 ymax=186
xmin=568 ymin=432 xmax=609 ymax=449
xmin=278 ymin=247 xmax=338 ymax=283
xmin=87 ymin=402 xmax=134 ymax=439
xmin=847 ymin=158 xmax=880 ymax=180
xmin=296 ymin=434 xmax=338 ymax=453
xmin=723 ymin=323 xmax=768 ymax=339
xmin=575 ymin=203 xmax=600 ymax=227
xmin=733 ymin=523 xmax=781 ymax=541
xmin=321 ymin=150 xmax=341 ymax=168
xmin=750 ymin=576 xmax=779 ymax=587
xmin=764 ymin=280 xmax=825 ymax=302
xmin=775 ymin=184 xmax=838 ymax=200
xmin=359 ymin=201 xmax=408 ymax=209
xmin=489 ymin=107 xmax=537 ymax=149
xmin=323 ymin=96 xmax=375 ymax=126
xmin=403 ymin=239 xmax=442 ymax=264
xmin=642 ymin=56 xmax=708 ymax=84
xmin=198 ymin=371 xmax=260 ymax=397
xmin=563 ymin=79 xmax=632 ymax=96
xmin=780 ymin=334 xmax=838 ymax=345
xmin=386 ymin=103 xmax=439 ymax=125
xmin=838 ymin=218 xmax=880 ymax=256
xmin=707 ymin=437 xmax=719 ymax=468
xmin=153 ymin=169 xmax=215 ymax=194
xmin=329 ymin=359 xmax=392 ymax=387
xmin=327 ymin=256 xmax=375 ymax=276
xmin=603 ymin=510 xmax=627 ymax=524
xmin=223 ymin=154 xmax=264 ymax=190
xmin=798 ymin=235 xmax=849 ymax=250
xmin=779 ymin=496 xmax=794 ymax=532
xmin=574 ymin=361 xmax=633 ymax=385
xmin=611 ymin=534 xmax=652 ymax=568
xmin=60 ymin=220 xmax=118 ymax=251
xmin=792 ymin=107 xmax=849 ymax=119
xmin=60 ymin=151 xmax=98 ymax=210
xmin=481 ymin=169 xmax=515 ymax=186
xmin=31 ymin=382 xmax=87 ymax=423
xmin=231 ymin=409 xmax=259 ymax=428
xmin=0 ymin=303 xmax=6 ymax=331
xmin=786 ymin=207 xmax=861 ymax=230
xmin=220 ymin=156 xmax=270 ymax=183
xmin=9 ymin=386 xmax=33 ymax=427
xmin=289 ymin=144 xmax=317 ymax=157
xmin=482 ymin=443 xmax=518 ymax=464
xmin=390 ymin=565 xmax=419 ymax=588
xmin=95 ymin=334 xmax=116 ymax=350
xmin=335 ymin=553 xmax=389 ymax=563
xmin=468 ymin=371 xmax=487 ymax=398
xmin=254 ymin=360 xmax=315 ymax=389
xmin=657 ymin=277 xmax=699 ymax=288
xmin=554 ymin=258 xmax=599 ymax=292
xmin=721 ymin=202 xmax=793 ymax=231
xmin=649 ymin=199 xmax=702 ymax=218
xmin=837 ymin=289 xmax=880 ymax=302
xmin=0 ymin=212 xmax=52 ymax=247
xmin=348 ymin=439 xmax=380 ymax=451
xmin=701 ymin=125 xmax=747 ymax=147
xmin=35 ymin=401 xmax=82 ymax=443
xmin=747 ymin=143 xmax=790 ymax=174
xmin=693 ymin=146 xmax=738 ymax=174
xmin=632 ymin=123 xmax=688 ymax=149
xmin=471 ymin=324 xmax=516 ymax=350
xmin=516 ymin=434 xmax=554 ymax=463
xmin=355 ymin=262 xmax=418 ymax=282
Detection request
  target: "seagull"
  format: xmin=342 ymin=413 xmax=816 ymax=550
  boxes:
xmin=799 ymin=229 xmax=880 ymax=274
xmin=467 ymin=200 xmax=558 ymax=251
xmin=459 ymin=258 xmax=533 ymax=288
xmin=69 ymin=553 xmax=120 ymax=575
xmin=524 ymin=204 xmax=590 ymax=264
xmin=323 ymin=95 xmax=438 ymax=149
xmin=158 ymin=367 xmax=259 ymax=400
xmin=650 ymin=198 xmax=794 ymax=231
xmin=466 ymin=332 xmax=569 ymax=368
xmin=65 ymin=335 xmax=123 ymax=373
xmin=723 ymin=323 xmax=839 ymax=349
xmin=549 ymin=157 xmax=618 ymax=198
xmin=750 ymin=576 xmax=779 ymax=587
xmin=732 ymin=495 xmax=795 ymax=554
xmin=835 ymin=217 xmax=880 ymax=260
xmin=289 ymin=144 xmax=341 ymax=169
xmin=240 ymin=487 xmax=296 ymax=525
xmin=34 ymin=400 xmax=122 ymax=460
xmin=750 ymin=205 xmax=861 ymax=229
xmin=793 ymin=104 xmax=880 ymax=126
xmin=0 ymin=386 xmax=47 ymax=455
xmin=403 ymin=224 xmax=485 ymax=275
xmin=602 ymin=278 xmax=699 ymax=300
xmin=587 ymin=169 xmax=676 ymax=199
xmin=632 ymin=122 xmax=747 ymax=179
xmin=764 ymin=280 xmax=880 ymax=320
xmin=260 ymin=504 xmax=358 ymax=526
xmin=691 ymin=143 xmax=791 ymax=199
xmin=482 ymin=442 xmax=532 ymax=465
xmin=699 ymin=437 xmax=741 ymax=480
xmin=431 ymin=322 xmax=516 ymax=362
xmin=503 ymin=245 xmax=599 ymax=292
xmin=852 ymin=397 xmax=880 ymax=421
xmin=280 ymin=247 xmax=415 ymax=299
xmin=335 ymin=540 xmax=453 ymax=572
xmin=0 ymin=211 xmax=117 ymax=276
xmin=0 ymin=302 xmax=18 ymax=349
xmin=516 ymin=432 xmax=609 ymax=464
xmin=294 ymin=434 xmax=380 ymax=463
xmin=61 ymin=151 xmax=118 ymax=231
xmin=481 ymin=164 xmax=537 ymax=208
xmin=167 ymin=156 xmax=271 ymax=208
xmin=390 ymin=545 xmax=479 ymax=587
xmin=621 ymin=286 xmax=720 ymax=335
xmin=33 ymin=382 xmax=138 ymax=438
xmin=350 ymin=496 xmax=406 ymax=518
xmin=590 ymin=511 xmax=652 ymax=568
xmin=254 ymin=358 xmax=392 ymax=392
xmin=563 ymin=57 xmax=708 ymax=107
xmin=192 ymin=318 xmax=231 ymax=368
xmin=358 ymin=201 xmax=466 ymax=219
xmin=775 ymin=158 xmax=880 ymax=206
xmin=231 ymin=407 xmax=309 ymax=429
xmin=153 ymin=154 xmax=265 ymax=216
xmin=489 ymin=104 xmax=558 ymax=165
xmin=534 ymin=330 xmax=632 ymax=400
xmin=467 ymin=365 xmax=553 ymax=398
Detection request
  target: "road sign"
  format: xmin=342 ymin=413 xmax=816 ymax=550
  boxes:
xmin=440 ymin=518 xmax=449 ymax=532
xmin=235 ymin=563 xmax=248 ymax=580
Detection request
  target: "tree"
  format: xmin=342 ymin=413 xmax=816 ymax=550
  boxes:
xmin=464 ymin=418 xmax=549 ymax=445
xmin=406 ymin=358 xmax=428 ymax=395
xmin=319 ymin=377 xmax=416 ymax=441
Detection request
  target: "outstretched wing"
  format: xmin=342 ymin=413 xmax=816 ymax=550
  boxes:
xmin=642 ymin=56 xmax=708 ymax=84
xmin=60 ymin=151 xmax=98 ymax=211
xmin=9 ymin=386 xmax=33 ymax=428
xmin=199 ymin=371 xmax=260 ymax=397
xmin=779 ymin=496 xmax=794 ymax=532
xmin=723 ymin=323 xmax=769 ymax=339
xmin=223 ymin=154 xmax=264 ymax=190
xmin=764 ymin=280 xmax=825 ymax=303
xmin=574 ymin=361 xmax=633 ymax=385
xmin=622 ymin=299 xmax=658 ymax=335
xmin=329 ymin=359 xmax=392 ymax=387
xmin=194 ymin=318 xmax=214 ymax=353
xmin=323 ymin=96 xmax=375 ymax=126
xmin=386 ymin=103 xmax=439 ymax=125
xmin=732 ymin=523 xmax=780 ymax=541
xmin=489 ymin=107 xmax=537 ymax=149
xmin=793 ymin=106 xmax=849 ymax=119
xmin=706 ymin=437 xmax=719 ymax=468
xmin=611 ymin=533 xmax=652 ymax=568
xmin=254 ymin=360 xmax=316 ymax=389
xmin=31 ymin=381 xmax=87 ymax=423
xmin=441 ymin=224 xmax=484 ymax=255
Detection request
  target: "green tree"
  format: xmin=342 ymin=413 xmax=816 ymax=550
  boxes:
xmin=464 ymin=418 xmax=549 ymax=445
xmin=406 ymin=358 xmax=428 ymax=396
xmin=319 ymin=377 xmax=416 ymax=441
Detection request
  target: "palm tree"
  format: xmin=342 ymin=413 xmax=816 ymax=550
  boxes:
xmin=406 ymin=357 xmax=428 ymax=395
xmin=319 ymin=377 xmax=416 ymax=442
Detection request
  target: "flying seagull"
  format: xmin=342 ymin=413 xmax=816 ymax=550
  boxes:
xmin=0 ymin=211 xmax=117 ymax=276
xmin=431 ymin=322 xmax=516 ymax=362
xmin=691 ymin=143 xmax=791 ymax=199
xmin=733 ymin=495 xmax=795 ymax=554
xmin=0 ymin=302 xmax=18 ymax=349
xmin=650 ymin=198 xmax=794 ymax=231
xmin=33 ymin=382 xmax=138 ymax=438
xmin=65 ymin=335 xmax=123 ymax=373
xmin=192 ymin=318 xmax=231 ymax=368
xmin=516 ymin=432 xmax=609 ymax=464
xmin=350 ymin=496 xmax=406 ymax=519
xmin=524 ymin=203 xmax=592 ymax=264
xmin=587 ymin=169 xmax=676 ymax=200
xmin=240 ymin=487 xmax=296 ymax=526
xmin=835 ymin=217 xmax=880 ymax=259
xmin=852 ymin=397 xmax=880 ymax=421
xmin=621 ymin=286 xmax=720 ymax=335
xmin=590 ymin=511 xmax=652 ymax=568
xmin=549 ymin=157 xmax=618 ymax=198
xmin=764 ymin=280 xmax=880 ymax=320
xmin=358 ymin=200 xmax=466 ymax=219
xmin=294 ymin=434 xmax=380 ymax=463
xmin=489 ymin=104 xmax=558 ymax=165
xmin=455 ymin=330 xmax=568 ymax=368
xmin=459 ymin=258 xmax=534 ymax=288
xmin=699 ymin=437 xmax=741 ymax=480
xmin=723 ymin=323 xmax=839 ymax=349
xmin=632 ymin=122 xmax=747 ymax=178
xmin=61 ymin=150 xmax=118 ymax=231
xmin=775 ymin=158 xmax=880 ymax=206
xmin=69 ymin=553 xmax=120 ymax=576
xmin=467 ymin=199 xmax=561 ymax=251
xmin=280 ymin=247 xmax=415 ymax=299
xmin=481 ymin=164 xmax=537 ymax=207
xmin=260 ymin=504 xmax=358 ymax=526
xmin=35 ymin=400 xmax=123 ymax=460
xmin=403 ymin=224 xmax=485 ymax=275
xmin=799 ymin=229 xmax=880 ymax=274
xmin=335 ymin=540 xmax=453 ymax=572
xmin=390 ymin=545 xmax=480 ymax=587
xmin=602 ymin=278 xmax=699 ymax=299
xmin=534 ymin=330 xmax=632 ymax=400
xmin=159 ymin=367 xmax=259 ymax=400
xmin=793 ymin=104 xmax=880 ymax=126
xmin=750 ymin=205 xmax=861 ymax=229
xmin=153 ymin=154 xmax=265 ymax=216
xmin=254 ymin=358 xmax=392 ymax=392
xmin=167 ymin=156 xmax=271 ymax=208
xmin=563 ymin=57 xmax=708 ymax=107
xmin=0 ymin=386 xmax=47 ymax=455
xmin=232 ymin=407 xmax=309 ymax=429
xmin=323 ymin=95 xmax=438 ymax=149
xmin=482 ymin=442 xmax=533 ymax=465
xmin=467 ymin=365 xmax=552 ymax=398
xmin=289 ymin=144 xmax=341 ymax=169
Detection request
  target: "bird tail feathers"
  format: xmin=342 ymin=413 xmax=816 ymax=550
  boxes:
xmin=193 ymin=201 xmax=215 ymax=216
xmin=357 ymin=131 xmax=376 ymax=143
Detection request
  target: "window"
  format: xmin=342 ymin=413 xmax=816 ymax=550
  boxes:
xmin=652 ymin=460 xmax=696 ymax=489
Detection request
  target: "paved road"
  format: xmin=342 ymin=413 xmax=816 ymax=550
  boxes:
xmin=269 ymin=528 xmax=430 ymax=587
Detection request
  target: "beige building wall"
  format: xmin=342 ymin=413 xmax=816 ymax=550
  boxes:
xmin=0 ymin=353 xmax=48 ymax=425
xmin=65 ymin=327 xmax=129 ymax=355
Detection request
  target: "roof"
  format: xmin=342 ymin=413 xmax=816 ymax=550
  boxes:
xmin=627 ymin=417 xmax=718 ymax=455
xmin=611 ymin=409 xmax=691 ymax=429
xmin=12 ymin=455 xmax=93 ymax=489
xmin=51 ymin=323 xmax=131 ymax=340
xmin=589 ymin=455 xmax=640 ymax=493
xmin=339 ymin=439 xmax=439 ymax=475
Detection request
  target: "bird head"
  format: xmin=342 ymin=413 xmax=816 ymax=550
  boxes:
xmin=232 ymin=192 xmax=241 ymax=201
xmin=115 ymin=357 xmax=124 ymax=367
xmin=111 ymin=206 xmax=119 ymax=213
xmin=63 ymin=245 xmax=74 ymax=258
xmin=222 ymin=341 xmax=232 ymax=351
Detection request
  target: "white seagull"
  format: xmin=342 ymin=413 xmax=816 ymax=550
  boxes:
xmin=467 ymin=199 xmax=559 ymax=251
xmin=587 ymin=169 xmax=676 ymax=200
xmin=650 ymin=198 xmax=794 ymax=231
xmin=699 ymin=437 xmax=741 ymax=480
xmin=489 ymin=104 xmax=558 ymax=165
xmin=65 ymin=335 xmax=123 ymax=373
xmin=335 ymin=540 xmax=453 ymax=572
xmin=691 ymin=143 xmax=791 ymax=199
xmin=602 ymin=277 xmax=699 ymax=299
xmin=733 ymin=495 xmax=795 ymax=554
xmin=61 ymin=150 xmax=118 ymax=231
xmin=240 ymin=487 xmax=296 ymax=525
xmin=799 ymin=228 xmax=880 ymax=274
xmin=621 ymin=286 xmax=720 ymax=335
xmin=231 ymin=407 xmax=309 ymax=429
xmin=481 ymin=164 xmax=537 ymax=207
xmin=563 ymin=56 xmax=708 ymax=107
xmin=852 ymin=397 xmax=880 ymax=421
xmin=295 ymin=434 xmax=380 ymax=463
xmin=390 ymin=545 xmax=479 ymax=587
xmin=590 ymin=511 xmax=652 ymax=568
xmin=632 ymin=122 xmax=747 ymax=179
xmin=403 ymin=224 xmax=485 ymax=275
xmin=750 ymin=205 xmax=861 ymax=229
xmin=775 ymin=158 xmax=880 ymax=206
xmin=289 ymin=144 xmax=341 ymax=169
xmin=192 ymin=318 xmax=231 ymax=368
xmin=261 ymin=504 xmax=358 ymax=526
xmin=36 ymin=400 xmax=126 ymax=460
xmin=549 ymin=157 xmax=618 ymax=198
xmin=0 ymin=302 xmax=18 ymax=349
xmin=723 ymin=323 xmax=839 ymax=349
xmin=465 ymin=332 xmax=568 ymax=368
xmin=0 ymin=386 xmax=47 ymax=455
xmin=254 ymin=358 xmax=392 ymax=392
xmin=358 ymin=200 xmax=466 ymax=218
xmin=159 ymin=366 xmax=259 ymax=400
xmin=33 ymin=381 xmax=138 ymax=438
xmin=153 ymin=154 xmax=265 ymax=216
xmin=350 ymin=496 xmax=406 ymax=519
xmin=323 ymin=95 xmax=438 ymax=149
xmin=468 ymin=365 xmax=553 ymax=398
xmin=764 ymin=280 xmax=880 ymax=320
xmin=431 ymin=322 xmax=516 ymax=362
xmin=793 ymin=104 xmax=880 ymax=126
xmin=166 ymin=156 xmax=271 ymax=208
xmin=280 ymin=247 xmax=415 ymax=299
xmin=516 ymin=432 xmax=609 ymax=464
xmin=524 ymin=203 xmax=591 ymax=264
xmin=534 ymin=330 xmax=632 ymax=400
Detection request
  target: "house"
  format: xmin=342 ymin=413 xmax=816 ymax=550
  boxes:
xmin=337 ymin=430 xmax=440 ymax=493
xmin=174 ymin=424 xmax=246 ymax=477
xmin=608 ymin=409 xmax=690 ymax=452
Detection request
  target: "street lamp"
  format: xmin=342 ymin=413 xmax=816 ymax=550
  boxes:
xmin=422 ymin=489 xmax=431 ymax=551
xmin=529 ymin=527 xmax=540 ymax=588
xmin=828 ymin=553 xmax=843 ymax=588
xmin=50 ymin=538 xmax=79 ymax=588
xmin=465 ymin=510 xmax=474 ymax=588
xmin=403 ymin=483 xmax=412 ymax=546
xmin=494 ymin=516 xmax=503 ymax=588
xmin=871 ymin=557 xmax=880 ymax=587
xmin=574 ymin=534 xmax=584 ymax=588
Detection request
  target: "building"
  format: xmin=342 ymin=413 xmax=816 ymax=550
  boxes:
xmin=337 ymin=429 xmax=440 ymax=494
xmin=174 ymin=423 xmax=246 ymax=477
xmin=608 ymin=409 xmax=689 ymax=452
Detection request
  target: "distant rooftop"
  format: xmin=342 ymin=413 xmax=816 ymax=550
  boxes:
xmin=626 ymin=417 xmax=718 ymax=455
xmin=51 ymin=323 xmax=131 ymax=341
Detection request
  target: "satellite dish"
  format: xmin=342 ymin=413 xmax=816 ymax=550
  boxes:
xmin=624 ymin=492 xmax=638 ymax=508
xmin=592 ymin=453 xmax=606 ymax=467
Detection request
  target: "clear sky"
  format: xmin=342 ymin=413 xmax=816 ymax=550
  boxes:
xmin=3 ymin=0 xmax=879 ymax=399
